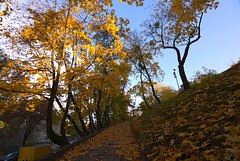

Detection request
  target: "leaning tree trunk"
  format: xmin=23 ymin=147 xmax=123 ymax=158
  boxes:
xmin=70 ymin=93 xmax=90 ymax=136
xmin=55 ymin=96 xmax=84 ymax=137
xmin=178 ymin=62 xmax=190 ymax=90
xmin=140 ymin=73 xmax=152 ymax=109
xmin=60 ymin=90 xmax=71 ymax=143
xmin=175 ymin=46 xmax=190 ymax=91
xmin=141 ymin=58 xmax=161 ymax=104
xmin=47 ymin=80 xmax=69 ymax=147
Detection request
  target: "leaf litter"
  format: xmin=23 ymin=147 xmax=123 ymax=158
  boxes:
xmin=57 ymin=122 xmax=143 ymax=161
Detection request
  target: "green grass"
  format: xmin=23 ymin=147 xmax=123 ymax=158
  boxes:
xmin=133 ymin=63 xmax=240 ymax=161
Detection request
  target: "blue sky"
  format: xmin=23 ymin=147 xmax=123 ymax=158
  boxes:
xmin=111 ymin=0 xmax=240 ymax=92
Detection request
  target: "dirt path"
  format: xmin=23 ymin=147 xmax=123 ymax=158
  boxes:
xmin=57 ymin=122 xmax=143 ymax=161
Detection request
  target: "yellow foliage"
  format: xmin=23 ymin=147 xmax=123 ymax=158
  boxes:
xmin=26 ymin=104 xmax=35 ymax=112
xmin=0 ymin=121 xmax=5 ymax=129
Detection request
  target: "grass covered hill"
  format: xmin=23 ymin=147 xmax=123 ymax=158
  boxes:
xmin=133 ymin=62 xmax=240 ymax=161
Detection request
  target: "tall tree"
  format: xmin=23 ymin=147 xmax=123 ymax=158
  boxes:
xmin=144 ymin=0 xmax=219 ymax=90
xmin=127 ymin=32 xmax=164 ymax=109
xmin=1 ymin=0 xmax=145 ymax=147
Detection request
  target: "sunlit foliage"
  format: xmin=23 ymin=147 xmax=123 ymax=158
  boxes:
xmin=0 ymin=0 xmax=145 ymax=146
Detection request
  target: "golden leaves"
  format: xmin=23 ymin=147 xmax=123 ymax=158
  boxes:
xmin=119 ymin=0 xmax=144 ymax=6
xmin=57 ymin=122 xmax=142 ymax=161
xmin=26 ymin=103 xmax=35 ymax=112
xmin=0 ymin=121 xmax=5 ymax=129
xmin=147 ymin=0 xmax=219 ymax=47
xmin=0 ymin=0 xmax=132 ymax=109
xmin=133 ymin=63 xmax=240 ymax=160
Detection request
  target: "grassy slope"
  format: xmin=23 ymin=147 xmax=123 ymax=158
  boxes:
xmin=133 ymin=63 xmax=240 ymax=161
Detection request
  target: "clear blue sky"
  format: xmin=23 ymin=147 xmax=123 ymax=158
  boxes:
xmin=111 ymin=0 xmax=240 ymax=92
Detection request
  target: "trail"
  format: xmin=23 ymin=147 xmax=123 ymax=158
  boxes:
xmin=57 ymin=122 xmax=143 ymax=161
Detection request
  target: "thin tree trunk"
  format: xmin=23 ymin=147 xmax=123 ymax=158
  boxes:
xmin=88 ymin=110 xmax=97 ymax=133
xmin=162 ymin=43 xmax=190 ymax=91
xmin=55 ymin=96 xmax=84 ymax=137
xmin=60 ymin=90 xmax=71 ymax=141
xmin=140 ymin=55 xmax=161 ymax=104
xmin=140 ymin=73 xmax=152 ymax=109
xmin=103 ymin=95 xmax=111 ymax=127
xmin=89 ymin=115 xmax=94 ymax=133
xmin=103 ymin=105 xmax=110 ymax=127
xmin=96 ymin=89 xmax=102 ymax=130
xmin=70 ymin=92 xmax=89 ymax=135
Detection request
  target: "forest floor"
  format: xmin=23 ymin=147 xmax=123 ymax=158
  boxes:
xmin=57 ymin=122 xmax=143 ymax=161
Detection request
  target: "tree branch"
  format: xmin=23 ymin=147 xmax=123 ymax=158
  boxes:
xmin=182 ymin=12 xmax=203 ymax=64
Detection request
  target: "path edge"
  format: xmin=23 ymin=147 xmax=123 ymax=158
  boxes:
xmin=131 ymin=122 xmax=149 ymax=161
xmin=34 ymin=123 xmax=118 ymax=161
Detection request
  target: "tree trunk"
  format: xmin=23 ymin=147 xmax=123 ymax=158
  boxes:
xmin=103 ymin=95 xmax=111 ymax=127
xmin=69 ymin=92 xmax=89 ymax=135
xmin=140 ymin=73 xmax=152 ymax=109
xmin=55 ymin=96 xmax=84 ymax=137
xmin=103 ymin=105 xmax=110 ymax=127
xmin=47 ymin=100 xmax=69 ymax=147
xmin=141 ymin=59 xmax=161 ymax=104
xmin=112 ymin=108 xmax=115 ymax=124
xmin=46 ymin=78 xmax=69 ymax=147
xmin=178 ymin=63 xmax=190 ymax=90
xmin=89 ymin=111 xmax=97 ymax=133
xmin=60 ymin=91 xmax=71 ymax=142
xmin=74 ymin=106 xmax=89 ymax=136
xmin=163 ymin=45 xmax=190 ymax=91
xmin=89 ymin=115 xmax=94 ymax=133
xmin=96 ymin=89 xmax=102 ymax=130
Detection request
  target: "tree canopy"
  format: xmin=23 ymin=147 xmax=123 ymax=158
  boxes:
xmin=0 ymin=0 xmax=221 ymax=148
xmin=144 ymin=0 xmax=219 ymax=90
xmin=0 ymin=0 xmax=145 ymax=146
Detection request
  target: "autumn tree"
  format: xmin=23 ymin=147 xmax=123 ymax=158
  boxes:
xmin=155 ymin=84 xmax=178 ymax=102
xmin=0 ymin=0 xmax=145 ymax=147
xmin=144 ymin=0 xmax=219 ymax=90
xmin=0 ymin=0 xmax=13 ymax=38
xmin=127 ymin=31 xmax=164 ymax=109
xmin=59 ymin=9 xmax=132 ymax=132
xmin=138 ymin=84 xmax=178 ymax=111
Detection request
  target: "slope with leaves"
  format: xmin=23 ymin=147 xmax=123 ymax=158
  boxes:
xmin=133 ymin=62 xmax=240 ymax=160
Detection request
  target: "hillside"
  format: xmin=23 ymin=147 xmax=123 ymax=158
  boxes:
xmin=133 ymin=63 xmax=240 ymax=160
